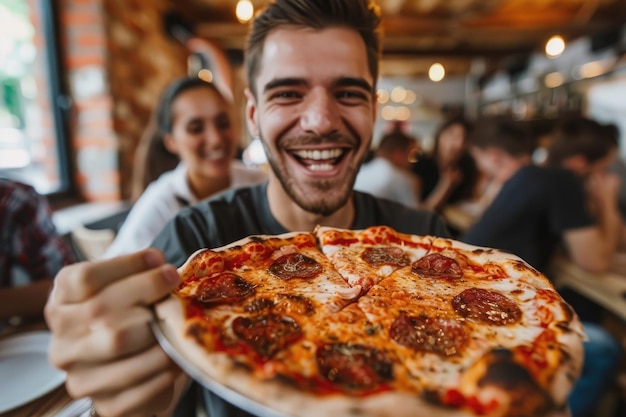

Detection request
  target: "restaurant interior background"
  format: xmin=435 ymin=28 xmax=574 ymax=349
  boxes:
xmin=1 ymin=1 xmax=626 ymax=415
xmin=1 ymin=0 xmax=625 ymax=209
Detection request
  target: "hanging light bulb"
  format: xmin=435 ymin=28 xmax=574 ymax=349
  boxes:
xmin=198 ymin=69 xmax=213 ymax=83
xmin=545 ymin=35 xmax=565 ymax=58
xmin=236 ymin=0 xmax=254 ymax=24
xmin=428 ymin=63 xmax=445 ymax=82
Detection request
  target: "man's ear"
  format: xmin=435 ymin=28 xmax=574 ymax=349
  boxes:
xmin=372 ymin=92 xmax=378 ymax=122
xmin=561 ymin=154 xmax=588 ymax=174
xmin=244 ymin=88 xmax=260 ymax=138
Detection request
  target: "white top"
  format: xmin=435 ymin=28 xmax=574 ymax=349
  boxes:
xmin=353 ymin=157 xmax=420 ymax=209
xmin=103 ymin=161 xmax=267 ymax=258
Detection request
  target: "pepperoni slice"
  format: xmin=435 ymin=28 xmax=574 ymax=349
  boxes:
xmin=196 ymin=272 xmax=255 ymax=306
xmin=452 ymin=288 xmax=522 ymax=325
xmin=411 ymin=253 xmax=463 ymax=279
xmin=243 ymin=297 xmax=275 ymax=313
xmin=361 ymin=246 xmax=410 ymax=268
xmin=390 ymin=314 xmax=467 ymax=356
xmin=275 ymin=294 xmax=316 ymax=316
xmin=232 ymin=314 xmax=302 ymax=359
xmin=267 ymin=253 xmax=323 ymax=280
xmin=316 ymin=343 xmax=393 ymax=391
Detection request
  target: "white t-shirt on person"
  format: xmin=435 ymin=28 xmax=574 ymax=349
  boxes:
xmin=353 ymin=157 xmax=420 ymax=209
xmin=103 ymin=161 xmax=267 ymax=258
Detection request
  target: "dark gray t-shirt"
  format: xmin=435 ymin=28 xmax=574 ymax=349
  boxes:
xmin=151 ymin=182 xmax=449 ymax=417
xmin=462 ymin=165 xmax=593 ymax=273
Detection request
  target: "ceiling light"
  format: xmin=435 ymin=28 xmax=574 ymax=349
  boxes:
xmin=544 ymin=72 xmax=564 ymax=88
xmin=402 ymin=90 xmax=417 ymax=105
xmin=578 ymin=60 xmax=607 ymax=79
xmin=428 ymin=63 xmax=445 ymax=82
xmin=390 ymin=86 xmax=407 ymax=103
xmin=198 ymin=69 xmax=213 ymax=83
xmin=395 ymin=106 xmax=411 ymax=121
xmin=236 ymin=0 xmax=254 ymax=24
xmin=545 ymin=35 xmax=565 ymax=58
xmin=381 ymin=105 xmax=396 ymax=121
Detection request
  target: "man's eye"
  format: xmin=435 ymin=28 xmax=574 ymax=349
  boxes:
xmin=336 ymin=91 xmax=367 ymax=101
xmin=271 ymin=91 xmax=301 ymax=100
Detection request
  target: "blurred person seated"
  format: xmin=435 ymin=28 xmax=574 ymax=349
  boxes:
xmin=0 ymin=178 xmax=74 ymax=326
xmin=104 ymin=76 xmax=267 ymax=258
xmin=129 ymin=37 xmax=237 ymax=202
xmin=460 ymin=116 xmax=622 ymax=417
xmin=411 ymin=115 xmax=480 ymax=213
xmin=603 ymin=122 xmax=626 ymax=221
xmin=354 ymin=129 xmax=420 ymax=208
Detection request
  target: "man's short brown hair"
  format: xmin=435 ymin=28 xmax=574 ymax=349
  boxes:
xmin=244 ymin=0 xmax=382 ymax=97
xmin=546 ymin=116 xmax=615 ymax=166
xmin=468 ymin=117 xmax=536 ymax=157
xmin=377 ymin=131 xmax=416 ymax=155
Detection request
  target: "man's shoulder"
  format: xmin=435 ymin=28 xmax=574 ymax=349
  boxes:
xmin=511 ymin=165 xmax=579 ymax=189
xmin=176 ymin=183 xmax=268 ymax=230
xmin=203 ymin=183 xmax=265 ymax=207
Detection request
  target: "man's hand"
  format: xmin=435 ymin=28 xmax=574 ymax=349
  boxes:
xmin=45 ymin=249 xmax=183 ymax=417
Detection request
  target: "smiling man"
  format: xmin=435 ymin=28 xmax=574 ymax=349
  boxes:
xmin=249 ymin=26 xmax=375 ymax=223
xmin=44 ymin=1 xmax=448 ymax=417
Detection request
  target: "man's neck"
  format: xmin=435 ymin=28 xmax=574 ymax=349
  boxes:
xmin=187 ymin=172 xmax=231 ymax=201
xmin=495 ymin=156 xmax=531 ymax=184
xmin=266 ymin=180 xmax=356 ymax=232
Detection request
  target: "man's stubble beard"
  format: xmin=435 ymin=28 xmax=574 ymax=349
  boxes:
xmin=260 ymin=134 xmax=367 ymax=217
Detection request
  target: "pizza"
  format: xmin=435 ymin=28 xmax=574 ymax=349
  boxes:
xmin=154 ymin=225 xmax=585 ymax=417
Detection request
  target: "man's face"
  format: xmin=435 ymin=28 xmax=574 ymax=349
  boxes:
xmin=244 ymin=27 xmax=376 ymax=216
xmin=469 ymin=146 xmax=499 ymax=177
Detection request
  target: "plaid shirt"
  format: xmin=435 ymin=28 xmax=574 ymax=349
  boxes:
xmin=0 ymin=179 xmax=73 ymax=288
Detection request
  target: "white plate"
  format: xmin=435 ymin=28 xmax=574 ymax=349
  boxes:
xmin=0 ymin=331 xmax=66 ymax=413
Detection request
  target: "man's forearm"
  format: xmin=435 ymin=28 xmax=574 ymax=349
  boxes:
xmin=597 ymin=200 xmax=623 ymax=260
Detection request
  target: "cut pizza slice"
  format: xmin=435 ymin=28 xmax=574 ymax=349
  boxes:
xmin=315 ymin=225 xmax=435 ymax=295
xmin=177 ymin=232 xmax=360 ymax=312
xmin=357 ymin=238 xmax=584 ymax=417
xmin=170 ymin=232 xmax=363 ymax=378
xmin=254 ymin=303 xmax=404 ymax=395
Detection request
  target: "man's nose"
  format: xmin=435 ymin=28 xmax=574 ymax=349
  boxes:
xmin=300 ymin=89 xmax=338 ymax=136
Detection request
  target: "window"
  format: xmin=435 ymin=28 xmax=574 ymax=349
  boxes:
xmin=0 ymin=0 xmax=72 ymax=196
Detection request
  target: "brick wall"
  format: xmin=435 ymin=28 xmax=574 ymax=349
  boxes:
xmin=54 ymin=0 xmax=187 ymax=201
xmin=104 ymin=0 xmax=187 ymax=199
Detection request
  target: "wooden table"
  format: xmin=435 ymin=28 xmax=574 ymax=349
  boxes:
xmin=441 ymin=204 xmax=480 ymax=234
xmin=0 ymin=322 xmax=86 ymax=417
xmin=550 ymin=255 xmax=626 ymax=322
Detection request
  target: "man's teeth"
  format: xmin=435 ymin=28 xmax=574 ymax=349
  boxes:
xmin=293 ymin=149 xmax=343 ymax=160
xmin=309 ymin=164 xmax=334 ymax=171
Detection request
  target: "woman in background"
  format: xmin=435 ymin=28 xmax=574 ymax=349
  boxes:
xmin=412 ymin=116 xmax=479 ymax=212
xmin=104 ymin=77 xmax=266 ymax=257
